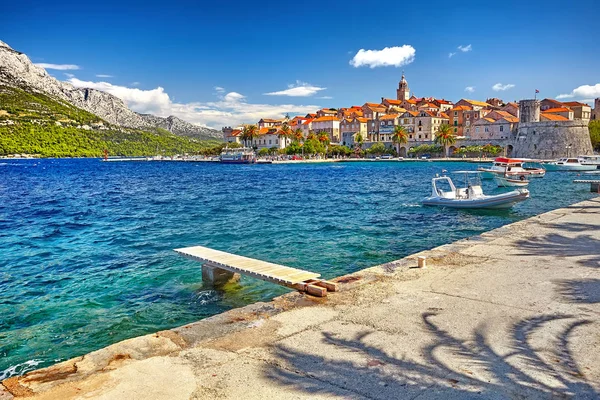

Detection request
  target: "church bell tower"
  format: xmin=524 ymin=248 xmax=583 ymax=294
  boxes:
xmin=396 ymin=72 xmax=410 ymax=101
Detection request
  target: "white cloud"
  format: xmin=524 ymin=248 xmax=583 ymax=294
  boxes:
xmin=35 ymin=63 xmax=80 ymax=70
xmin=317 ymin=96 xmax=333 ymax=99
xmin=64 ymin=73 xmax=75 ymax=78
xmin=492 ymin=83 xmax=515 ymax=91
xmin=448 ymin=52 xmax=456 ymax=58
xmin=349 ymin=45 xmax=415 ymax=68
xmin=465 ymin=86 xmax=475 ymax=93
xmin=557 ymin=83 xmax=600 ymax=100
xmin=458 ymin=44 xmax=472 ymax=52
xmin=65 ymin=77 xmax=320 ymax=129
xmin=214 ymin=86 xmax=225 ymax=93
xmin=264 ymin=80 xmax=326 ymax=97
xmin=131 ymin=81 xmax=140 ymax=86
xmin=96 ymin=74 xmax=113 ymax=78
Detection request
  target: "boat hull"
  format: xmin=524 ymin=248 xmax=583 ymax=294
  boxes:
xmin=542 ymin=163 xmax=597 ymax=171
xmin=220 ymin=159 xmax=256 ymax=164
xmin=495 ymin=176 xmax=529 ymax=187
xmin=422 ymin=190 xmax=529 ymax=209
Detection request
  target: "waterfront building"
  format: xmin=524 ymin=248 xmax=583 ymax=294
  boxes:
xmin=455 ymin=98 xmax=493 ymax=111
xmin=251 ymin=127 xmax=286 ymax=150
xmin=541 ymin=107 xmax=574 ymax=120
xmin=362 ymin=102 xmax=387 ymax=120
xmin=448 ymin=105 xmax=472 ymax=136
xmin=316 ymin=108 xmax=337 ymax=118
xmin=399 ymin=110 xmax=418 ymax=139
xmin=298 ymin=118 xmax=314 ymax=137
xmin=340 ymin=117 xmax=368 ymax=146
xmin=381 ymin=98 xmax=405 ymax=113
xmin=311 ymin=116 xmax=341 ymax=142
xmin=540 ymin=113 xmax=570 ymax=122
xmin=471 ymin=113 xmax=518 ymax=140
xmin=337 ymin=106 xmax=363 ymax=119
xmin=258 ymin=118 xmax=284 ymax=129
xmin=414 ymin=111 xmax=449 ymax=141
xmin=432 ymin=99 xmax=453 ymax=112
xmin=540 ymin=98 xmax=565 ymax=111
xmin=222 ymin=127 xmax=243 ymax=144
xmin=562 ymin=101 xmax=592 ymax=122
xmin=501 ymin=102 xmax=519 ymax=118
xmin=377 ymin=114 xmax=400 ymax=142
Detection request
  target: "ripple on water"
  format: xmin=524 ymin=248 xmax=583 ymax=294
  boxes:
xmin=0 ymin=159 xmax=595 ymax=377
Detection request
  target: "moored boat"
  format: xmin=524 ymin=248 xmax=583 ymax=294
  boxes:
xmin=478 ymin=157 xmax=544 ymax=179
xmin=495 ymin=175 xmax=530 ymax=187
xmin=220 ymin=147 xmax=256 ymax=164
xmin=542 ymin=157 xmax=597 ymax=171
xmin=422 ymin=171 xmax=529 ymax=209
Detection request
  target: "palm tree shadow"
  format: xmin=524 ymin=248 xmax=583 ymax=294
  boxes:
xmin=265 ymin=313 xmax=598 ymax=399
xmin=516 ymin=222 xmax=600 ymax=269
xmin=556 ymin=279 xmax=600 ymax=304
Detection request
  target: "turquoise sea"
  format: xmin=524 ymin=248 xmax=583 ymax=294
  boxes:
xmin=0 ymin=159 xmax=595 ymax=378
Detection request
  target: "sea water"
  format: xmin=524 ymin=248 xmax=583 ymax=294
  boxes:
xmin=0 ymin=158 xmax=595 ymax=377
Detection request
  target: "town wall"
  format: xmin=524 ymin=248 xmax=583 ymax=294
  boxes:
xmin=512 ymin=120 xmax=593 ymax=159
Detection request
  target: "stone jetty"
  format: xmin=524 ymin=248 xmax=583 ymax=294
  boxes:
xmin=2 ymin=198 xmax=599 ymax=399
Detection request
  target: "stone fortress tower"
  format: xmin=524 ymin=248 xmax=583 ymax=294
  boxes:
xmin=518 ymin=99 xmax=541 ymax=123
xmin=512 ymin=100 xmax=593 ymax=159
xmin=592 ymin=98 xmax=600 ymax=121
xmin=396 ymin=73 xmax=410 ymax=101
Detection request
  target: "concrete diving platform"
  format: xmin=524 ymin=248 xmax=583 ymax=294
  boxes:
xmin=175 ymin=245 xmax=337 ymax=297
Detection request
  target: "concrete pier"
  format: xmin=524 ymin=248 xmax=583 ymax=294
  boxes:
xmin=2 ymin=197 xmax=600 ymax=399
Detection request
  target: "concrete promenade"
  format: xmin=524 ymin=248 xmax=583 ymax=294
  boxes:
xmin=2 ymin=198 xmax=600 ymax=399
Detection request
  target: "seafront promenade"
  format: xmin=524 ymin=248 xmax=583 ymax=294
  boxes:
xmin=2 ymin=197 xmax=600 ymax=399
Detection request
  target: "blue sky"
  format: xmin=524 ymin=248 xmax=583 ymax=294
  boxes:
xmin=2 ymin=0 xmax=599 ymax=128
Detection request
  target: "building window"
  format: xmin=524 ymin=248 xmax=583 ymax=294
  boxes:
xmin=418 ymin=127 xmax=422 ymax=131
xmin=454 ymin=121 xmax=458 ymax=126
xmin=476 ymin=127 xmax=480 ymax=133
xmin=454 ymin=128 xmax=457 ymax=133
xmin=500 ymin=125 xmax=504 ymax=132
xmin=454 ymin=111 xmax=458 ymax=116
xmin=485 ymin=127 xmax=489 ymax=133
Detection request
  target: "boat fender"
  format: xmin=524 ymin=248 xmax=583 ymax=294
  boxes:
xmin=519 ymin=175 xmax=525 ymax=181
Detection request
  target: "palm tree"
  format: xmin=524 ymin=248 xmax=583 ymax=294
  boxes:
xmin=241 ymin=124 xmax=258 ymax=148
xmin=354 ymin=132 xmax=364 ymax=156
xmin=434 ymin=123 xmax=456 ymax=158
xmin=317 ymin=131 xmax=330 ymax=158
xmin=293 ymin=128 xmax=304 ymax=142
xmin=306 ymin=130 xmax=317 ymax=141
xmin=391 ymin=125 xmax=408 ymax=156
xmin=278 ymin=123 xmax=291 ymax=148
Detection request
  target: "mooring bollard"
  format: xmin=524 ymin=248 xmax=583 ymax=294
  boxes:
xmin=417 ymin=256 xmax=427 ymax=269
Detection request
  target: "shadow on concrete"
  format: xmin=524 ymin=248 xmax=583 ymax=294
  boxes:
xmin=516 ymin=223 xmax=600 ymax=269
xmin=556 ymin=279 xmax=600 ymax=304
xmin=265 ymin=313 xmax=597 ymax=399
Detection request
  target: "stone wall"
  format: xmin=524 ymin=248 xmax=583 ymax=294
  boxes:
xmin=512 ymin=120 xmax=593 ymax=159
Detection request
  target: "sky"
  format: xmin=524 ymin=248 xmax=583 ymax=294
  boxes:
xmin=2 ymin=0 xmax=600 ymax=129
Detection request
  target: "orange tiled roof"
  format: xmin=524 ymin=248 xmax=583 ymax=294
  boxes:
xmin=462 ymin=99 xmax=491 ymax=107
xmin=406 ymin=99 xmax=417 ymax=104
xmin=483 ymin=118 xmax=495 ymax=123
xmin=562 ymin=101 xmax=590 ymax=108
xmin=403 ymin=110 xmax=419 ymax=117
xmin=501 ymin=116 xmax=519 ymax=123
xmin=313 ymin=116 xmax=340 ymax=122
xmin=543 ymin=107 xmax=571 ymax=113
xmin=435 ymin=99 xmax=452 ymax=104
xmin=302 ymin=118 xmax=314 ymax=125
xmin=543 ymin=99 xmax=564 ymax=107
xmin=383 ymin=98 xmax=402 ymax=105
xmin=440 ymin=112 xmax=449 ymax=119
xmin=541 ymin=114 xmax=569 ymax=121
xmin=451 ymin=105 xmax=472 ymax=111
xmin=505 ymin=102 xmax=518 ymax=108
xmin=258 ymin=127 xmax=277 ymax=135
xmin=355 ymin=117 xmax=368 ymax=123
xmin=379 ymin=114 xmax=399 ymax=120
xmin=230 ymin=129 xmax=242 ymax=137
xmin=259 ymin=118 xmax=282 ymax=123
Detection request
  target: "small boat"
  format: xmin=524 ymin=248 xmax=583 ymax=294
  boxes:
xmin=220 ymin=147 xmax=256 ymax=164
xmin=580 ymin=155 xmax=600 ymax=169
xmin=478 ymin=157 xmax=544 ymax=179
xmin=495 ymin=175 xmax=529 ymax=187
xmin=542 ymin=157 xmax=597 ymax=171
xmin=422 ymin=171 xmax=529 ymax=209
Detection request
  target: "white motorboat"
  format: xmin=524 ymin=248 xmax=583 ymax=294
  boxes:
xmin=542 ymin=158 xmax=597 ymax=171
xmin=422 ymin=172 xmax=529 ymax=209
xmin=495 ymin=175 xmax=529 ymax=187
xmin=220 ymin=147 xmax=256 ymax=164
xmin=478 ymin=157 xmax=544 ymax=179
xmin=580 ymin=155 xmax=600 ymax=168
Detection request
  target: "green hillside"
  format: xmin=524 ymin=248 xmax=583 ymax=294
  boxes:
xmin=0 ymin=85 xmax=220 ymax=157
